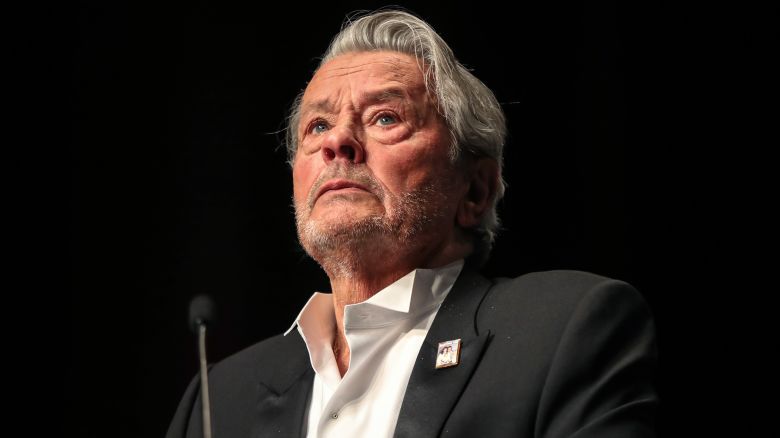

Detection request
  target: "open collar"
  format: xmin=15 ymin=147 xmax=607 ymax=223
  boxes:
xmin=252 ymin=265 xmax=493 ymax=438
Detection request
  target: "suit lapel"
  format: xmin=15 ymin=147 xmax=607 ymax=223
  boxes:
xmin=394 ymin=269 xmax=493 ymax=438
xmin=253 ymin=332 xmax=314 ymax=438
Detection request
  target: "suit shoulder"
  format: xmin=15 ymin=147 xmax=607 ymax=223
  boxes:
xmin=479 ymin=270 xmax=647 ymax=329
xmin=209 ymin=332 xmax=309 ymax=388
xmin=490 ymin=269 xmax=639 ymax=302
xmin=214 ymin=332 xmax=299 ymax=368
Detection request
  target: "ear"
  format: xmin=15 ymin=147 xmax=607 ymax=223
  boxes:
xmin=456 ymin=158 xmax=499 ymax=229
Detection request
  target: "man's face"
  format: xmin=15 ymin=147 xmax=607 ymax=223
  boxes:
xmin=292 ymin=51 xmax=466 ymax=265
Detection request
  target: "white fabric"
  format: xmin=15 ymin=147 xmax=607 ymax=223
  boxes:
xmin=283 ymin=260 xmax=464 ymax=438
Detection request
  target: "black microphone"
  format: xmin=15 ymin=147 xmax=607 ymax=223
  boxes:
xmin=189 ymin=295 xmax=215 ymax=333
xmin=188 ymin=295 xmax=215 ymax=438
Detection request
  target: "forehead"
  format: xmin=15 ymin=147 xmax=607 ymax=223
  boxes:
xmin=302 ymin=51 xmax=427 ymax=104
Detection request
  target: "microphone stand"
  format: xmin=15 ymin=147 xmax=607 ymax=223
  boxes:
xmin=197 ymin=322 xmax=213 ymax=438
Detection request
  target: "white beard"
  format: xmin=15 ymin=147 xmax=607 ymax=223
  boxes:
xmin=294 ymin=166 xmax=447 ymax=278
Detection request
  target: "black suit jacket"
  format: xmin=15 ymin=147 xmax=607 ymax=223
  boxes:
xmin=167 ymin=270 xmax=658 ymax=437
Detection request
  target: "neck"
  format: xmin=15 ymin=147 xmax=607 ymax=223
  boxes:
xmin=326 ymin=241 xmax=466 ymax=305
xmin=326 ymin=257 xmax=420 ymax=376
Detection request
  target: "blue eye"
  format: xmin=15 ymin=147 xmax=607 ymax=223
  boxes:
xmin=311 ymin=122 xmax=328 ymax=134
xmin=377 ymin=114 xmax=397 ymax=126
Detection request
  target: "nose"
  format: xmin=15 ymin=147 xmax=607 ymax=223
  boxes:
xmin=321 ymin=125 xmax=365 ymax=164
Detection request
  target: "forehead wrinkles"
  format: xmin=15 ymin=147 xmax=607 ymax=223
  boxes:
xmin=312 ymin=54 xmax=420 ymax=87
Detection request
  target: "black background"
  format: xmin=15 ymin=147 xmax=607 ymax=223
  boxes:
xmin=69 ymin=1 xmax=776 ymax=436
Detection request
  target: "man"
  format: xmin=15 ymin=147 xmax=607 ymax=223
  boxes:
xmin=168 ymin=9 xmax=657 ymax=438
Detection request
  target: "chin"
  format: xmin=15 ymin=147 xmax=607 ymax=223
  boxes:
xmin=310 ymin=201 xmax=384 ymax=223
xmin=297 ymin=215 xmax=398 ymax=276
xmin=299 ymin=215 xmax=385 ymax=249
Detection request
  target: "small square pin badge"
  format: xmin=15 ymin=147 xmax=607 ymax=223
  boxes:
xmin=435 ymin=339 xmax=462 ymax=369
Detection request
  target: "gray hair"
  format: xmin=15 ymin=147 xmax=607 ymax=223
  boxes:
xmin=285 ymin=9 xmax=507 ymax=262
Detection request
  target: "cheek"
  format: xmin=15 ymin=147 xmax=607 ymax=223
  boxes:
xmin=292 ymin=158 xmax=317 ymax=204
xmin=372 ymin=147 xmax=451 ymax=193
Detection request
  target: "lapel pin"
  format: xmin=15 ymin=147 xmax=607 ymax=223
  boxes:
xmin=435 ymin=339 xmax=462 ymax=369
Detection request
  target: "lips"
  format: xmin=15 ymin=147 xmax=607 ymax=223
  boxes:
xmin=314 ymin=179 xmax=371 ymax=202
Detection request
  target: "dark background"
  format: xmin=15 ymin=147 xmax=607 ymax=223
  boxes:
xmin=69 ymin=1 xmax=776 ymax=436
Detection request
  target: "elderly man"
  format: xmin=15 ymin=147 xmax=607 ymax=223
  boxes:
xmin=168 ymin=10 xmax=657 ymax=438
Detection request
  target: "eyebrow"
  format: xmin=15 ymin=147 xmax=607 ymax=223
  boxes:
xmin=368 ymin=88 xmax=405 ymax=103
xmin=302 ymin=88 xmax=407 ymax=117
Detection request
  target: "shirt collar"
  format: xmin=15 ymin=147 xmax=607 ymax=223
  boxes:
xmin=284 ymin=259 xmax=464 ymax=336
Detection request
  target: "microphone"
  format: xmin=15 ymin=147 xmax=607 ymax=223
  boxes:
xmin=188 ymin=295 xmax=215 ymax=438
xmin=189 ymin=294 xmax=215 ymax=333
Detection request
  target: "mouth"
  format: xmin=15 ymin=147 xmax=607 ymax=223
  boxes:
xmin=314 ymin=179 xmax=371 ymax=202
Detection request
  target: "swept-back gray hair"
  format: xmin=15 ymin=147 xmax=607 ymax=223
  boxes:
xmin=285 ymin=9 xmax=507 ymax=262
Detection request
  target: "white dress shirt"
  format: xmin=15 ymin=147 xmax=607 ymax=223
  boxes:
xmin=283 ymin=260 xmax=464 ymax=438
